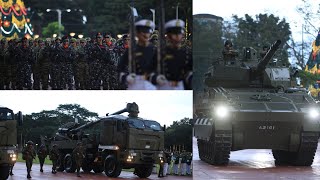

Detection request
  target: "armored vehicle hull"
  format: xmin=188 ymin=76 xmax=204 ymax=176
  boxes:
xmin=194 ymin=40 xmax=320 ymax=166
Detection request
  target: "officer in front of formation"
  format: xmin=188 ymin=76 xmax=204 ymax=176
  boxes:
xmin=118 ymin=19 xmax=157 ymax=90
xmin=22 ymin=141 xmax=36 ymax=179
xmin=151 ymin=19 xmax=192 ymax=90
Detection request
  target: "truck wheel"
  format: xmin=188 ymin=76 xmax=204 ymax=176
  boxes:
xmin=0 ymin=165 xmax=10 ymax=180
xmin=104 ymin=155 xmax=122 ymax=177
xmin=134 ymin=166 xmax=153 ymax=178
xmin=64 ymin=154 xmax=76 ymax=173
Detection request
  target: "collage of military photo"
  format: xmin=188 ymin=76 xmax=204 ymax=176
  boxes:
xmin=2 ymin=0 xmax=320 ymax=180
xmin=0 ymin=0 xmax=193 ymax=180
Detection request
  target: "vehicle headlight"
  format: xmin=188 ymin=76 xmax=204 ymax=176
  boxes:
xmin=215 ymin=105 xmax=229 ymax=118
xmin=309 ymin=108 xmax=319 ymax=119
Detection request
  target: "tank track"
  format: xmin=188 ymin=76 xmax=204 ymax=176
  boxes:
xmin=273 ymin=132 xmax=319 ymax=166
xmin=289 ymin=132 xmax=319 ymax=166
xmin=198 ymin=130 xmax=232 ymax=165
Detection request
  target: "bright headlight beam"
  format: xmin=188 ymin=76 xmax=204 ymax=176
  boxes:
xmin=309 ymin=109 xmax=319 ymax=118
xmin=215 ymin=106 xmax=228 ymax=118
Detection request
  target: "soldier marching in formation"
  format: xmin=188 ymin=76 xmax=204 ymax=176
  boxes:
xmin=22 ymin=141 xmax=36 ymax=179
xmin=73 ymin=142 xmax=85 ymax=177
xmin=0 ymin=18 xmax=192 ymax=90
xmin=49 ymin=144 xmax=59 ymax=174
xmin=37 ymin=144 xmax=47 ymax=172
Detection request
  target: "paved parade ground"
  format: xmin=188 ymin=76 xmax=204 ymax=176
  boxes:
xmin=8 ymin=163 xmax=192 ymax=180
xmin=193 ymin=137 xmax=320 ymax=180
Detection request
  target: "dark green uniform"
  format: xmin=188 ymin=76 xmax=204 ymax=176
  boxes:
xmin=22 ymin=141 xmax=36 ymax=179
xmin=72 ymin=142 xmax=85 ymax=177
xmin=74 ymin=40 xmax=89 ymax=90
xmin=49 ymin=144 xmax=59 ymax=174
xmin=37 ymin=144 xmax=47 ymax=172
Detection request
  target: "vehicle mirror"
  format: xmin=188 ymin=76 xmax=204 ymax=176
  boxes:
xmin=18 ymin=111 xmax=23 ymax=126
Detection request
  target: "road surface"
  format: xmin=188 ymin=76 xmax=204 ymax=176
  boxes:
xmin=193 ymin=137 xmax=320 ymax=180
xmin=8 ymin=162 xmax=191 ymax=180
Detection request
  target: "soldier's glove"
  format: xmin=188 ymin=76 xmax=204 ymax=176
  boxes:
xmin=126 ymin=73 xmax=136 ymax=85
xmin=156 ymin=75 xmax=167 ymax=86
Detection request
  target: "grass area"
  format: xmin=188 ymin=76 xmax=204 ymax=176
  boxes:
xmin=16 ymin=153 xmax=52 ymax=165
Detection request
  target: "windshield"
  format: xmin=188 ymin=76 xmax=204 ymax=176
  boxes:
xmin=0 ymin=111 xmax=14 ymax=120
xmin=127 ymin=119 xmax=162 ymax=131
xmin=144 ymin=120 xmax=162 ymax=131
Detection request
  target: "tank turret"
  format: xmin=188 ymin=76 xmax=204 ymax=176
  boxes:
xmin=255 ymin=40 xmax=282 ymax=72
xmin=204 ymin=40 xmax=282 ymax=88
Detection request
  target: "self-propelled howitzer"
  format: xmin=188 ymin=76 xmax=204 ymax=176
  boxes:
xmin=46 ymin=102 xmax=164 ymax=178
xmin=194 ymin=40 xmax=320 ymax=166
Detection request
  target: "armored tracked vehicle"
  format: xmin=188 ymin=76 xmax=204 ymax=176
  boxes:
xmin=44 ymin=102 xmax=164 ymax=178
xmin=194 ymin=40 xmax=320 ymax=166
xmin=0 ymin=107 xmax=23 ymax=180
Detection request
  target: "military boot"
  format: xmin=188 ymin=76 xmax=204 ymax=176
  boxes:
xmin=27 ymin=173 xmax=31 ymax=179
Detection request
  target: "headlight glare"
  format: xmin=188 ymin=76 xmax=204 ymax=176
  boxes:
xmin=215 ymin=105 xmax=229 ymax=118
xmin=309 ymin=109 xmax=320 ymax=119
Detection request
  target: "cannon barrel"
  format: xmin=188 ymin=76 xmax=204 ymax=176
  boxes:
xmin=70 ymin=102 xmax=138 ymax=132
xmin=256 ymin=40 xmax=281 ymax=72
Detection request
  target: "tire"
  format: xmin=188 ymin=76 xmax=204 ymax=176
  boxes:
xmin=104 ymin=155 xmax=122 ymax=177
xmin=64 ymin=154 xmax=76 ymax=173
xmin=134 ymin=165 xmax=153 ymax=178
xmin=0 ymin=166 xmax=10 ymax=180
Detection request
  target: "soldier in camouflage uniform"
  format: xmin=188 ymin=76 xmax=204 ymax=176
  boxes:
xmin=88 ymin=33 xmax=104 ymax=90
xmin=0 ymin=38 xmax=8 ymax=89
xmin=49 ymin=144 xmax=59 ymax=174
xmin=38 ymin=39 xmax=51 ymax=90
xmin=37 ymin=144 xmax=47 ymax=172
xmin=32 ymin=39 xmax=42 ymax=89
xmin=74 ymin=38 xmax=89 ymax=90
xmin=22 ymin=141 xmax=36 ymax=179
xmin=15 ymin=37 xmax=33 ymax=89
xmin=51 ymin=38 xmax=62 ymax=89
xmin=72 ymin=142 xmax=85 ymax=177
xmin=7 ymin=39 xmax=18 ymax=89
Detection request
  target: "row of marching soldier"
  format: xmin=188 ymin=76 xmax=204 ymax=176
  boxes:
xmin=0 ymin=18 xmax=192 ymax=90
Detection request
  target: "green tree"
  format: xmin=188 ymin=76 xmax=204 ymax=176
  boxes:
xmin=193 ymin=16 xmax=224 ymax=93
xmin=18 ymin=104 xmax=99 ymax=146
xmin=233 ymin=14 xmax=291 ymax=65
xmin=42 ymin=21 xmax=65 ymax=37
xmin=164 ymin=118 xmax=192 ymax=152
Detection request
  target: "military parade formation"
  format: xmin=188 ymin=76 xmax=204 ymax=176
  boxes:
xmin=0 ymin=18 xmax=192 ymax=90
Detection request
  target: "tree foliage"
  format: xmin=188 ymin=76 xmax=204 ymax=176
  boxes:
xmin=24 ymin=0 xmax=192 ymax=37
xmin=232 ymin=14 xmax=291 ymax=65
xmin=18 ymin=104 xmax=99 ymax=145
xmin=42 ymin=21 xmax=64 ymax=37
xmin=164 ymin=118 xmax=192 ymax=152
xmin=193 ymin=16 xmax=223 ymax=92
